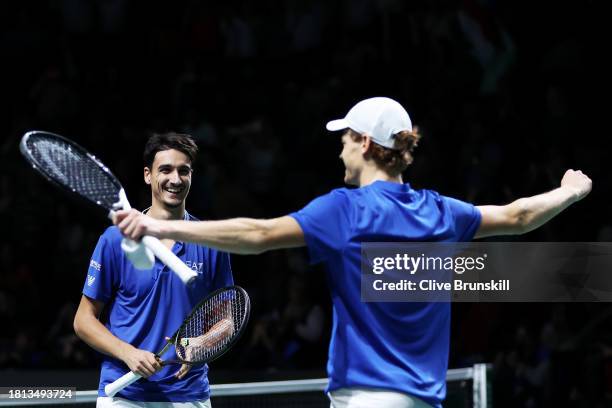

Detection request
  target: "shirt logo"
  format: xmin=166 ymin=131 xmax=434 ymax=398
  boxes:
xmin=87 ymin=275 xmax=96 ymax=287
xmin=185 ymin=261 xmax=204 ymax=274
xmin=90 ymin=260 xmax=101 ymax=271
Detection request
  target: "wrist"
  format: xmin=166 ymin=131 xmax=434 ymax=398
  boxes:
xmin=559 ymin=185 xmax=580 ymax=203
xmin=159 ymin=220 xmax=175 ymax=240
xmin=118 ymin=342 xmax=135 ymax=362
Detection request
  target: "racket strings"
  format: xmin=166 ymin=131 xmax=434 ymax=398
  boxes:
xmin=25 ymin=136 xmax=120 ymax=209
xmin=176 ymin=288 xmax=247 ymax=363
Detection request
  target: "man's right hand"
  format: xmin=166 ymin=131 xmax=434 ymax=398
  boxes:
xmin=120 ymin=344 xmax=161 ymax=378
xmin=560 ymin=169 xmax=592 ymax=202
xmin=115 ymin=209 xmax=165 ymax=241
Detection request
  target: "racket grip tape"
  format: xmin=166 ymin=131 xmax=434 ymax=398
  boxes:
xmin=142 ymin=236 xmax=198 ymax=285
xmin=109 ymin=191 xmax=197 ymax=285
xmin=121 ymin=238 xmax=155 ymax=270
xmin=105 ymin=371 xmax=142 ymax=397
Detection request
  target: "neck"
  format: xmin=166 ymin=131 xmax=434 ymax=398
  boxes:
xmin=358 ymin=166 xmax=403 ymax=187
xmin=147 ymin=201 xmax=185 ymax=220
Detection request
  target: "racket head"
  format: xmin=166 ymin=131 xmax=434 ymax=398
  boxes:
xmin=20 ymin=130 xmax=123 ymax=212
xmin=172 ymin=285 xmax=251 ymax=365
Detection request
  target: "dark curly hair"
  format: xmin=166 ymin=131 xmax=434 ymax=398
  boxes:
xmin=349 ymin=128 xmax=421 ymax=177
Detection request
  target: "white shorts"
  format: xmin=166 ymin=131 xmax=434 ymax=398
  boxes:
xmin=96 ymin=397 xmax=211 ymax=408
xmin=328 ymin=387 xmax=433 ymax=408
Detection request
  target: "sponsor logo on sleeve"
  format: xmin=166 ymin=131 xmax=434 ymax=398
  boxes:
xmin=89 ymin=260 xmax=101 ymax=271
xmin=87 ymin=275 xmax=96 ymax=287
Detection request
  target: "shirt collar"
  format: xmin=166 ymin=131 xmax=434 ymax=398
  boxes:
xmin=142 ymin=207 xmax=190 ymax=221
xmin=368 ymin=180 xmax=411 ymax=192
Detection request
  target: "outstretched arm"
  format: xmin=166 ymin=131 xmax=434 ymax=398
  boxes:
xmin=115 ymin=214 xmax=306 ymax=255
xmin=475 ymin=169 xmax=592 ymax=239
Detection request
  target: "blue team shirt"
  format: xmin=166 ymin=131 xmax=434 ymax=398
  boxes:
xmin=82 ymin=213 xmax=233 ymax=402
xmin=289 ymin=181 xmax=481 ymax=408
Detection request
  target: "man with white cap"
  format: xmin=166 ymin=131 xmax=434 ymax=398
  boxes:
xmin=113 ymin=97 xmax=592 ymax=407
xmin=326 ymin=96 xmax=413 ymax=148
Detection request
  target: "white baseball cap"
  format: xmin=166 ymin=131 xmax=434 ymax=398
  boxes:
xmin=326 ymin=97 xmax=412 ymax=149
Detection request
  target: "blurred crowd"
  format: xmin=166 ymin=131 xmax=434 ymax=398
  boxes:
xmin=0 ymin=0 xmax=609 ymax=406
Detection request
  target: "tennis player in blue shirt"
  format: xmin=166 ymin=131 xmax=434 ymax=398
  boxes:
xmin=74 ymin=133 xmax=233 ymax=408
xmin=114 ymin=97 xmax=591 ymax=407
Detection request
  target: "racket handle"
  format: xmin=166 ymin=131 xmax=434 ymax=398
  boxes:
xmin=142 ymin=236 xmax=198 ymax=285
xmin=121 ymin=238 xmax=155 ymax=270
xmin=112 ymin=189 xmax=197 ymax=285
xmin=105 ymin=371 xmax=142 ymax=398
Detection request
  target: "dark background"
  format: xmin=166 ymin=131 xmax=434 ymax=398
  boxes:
xmin=0 ymin=0 xmax=610 ymax=406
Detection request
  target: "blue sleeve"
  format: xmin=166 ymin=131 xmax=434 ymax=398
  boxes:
xmin=209 ymin=250 xmax=234 ymax=290
xmin=442 ymin=196 xmax=482 ymax=241
xmin=289 ymin=190 xmax=351 ymax=264
xmin=82 ymin=231 xmax=118 ymax=303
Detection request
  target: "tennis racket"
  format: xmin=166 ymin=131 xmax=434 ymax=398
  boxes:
xmin=19 ymin=130 xmax=198 ymax=284
xmin=105 ymin=285 xmax=251 ymax=397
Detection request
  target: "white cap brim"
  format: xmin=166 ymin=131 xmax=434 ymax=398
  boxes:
xmin=326 ymin=119 xmax=349 ymax=131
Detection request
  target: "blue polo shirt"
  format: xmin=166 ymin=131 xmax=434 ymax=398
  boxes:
xmin=82 ymin=213 xmax=233 ymax=402
xmin=289 ymin=181 xmax=481 ymax=408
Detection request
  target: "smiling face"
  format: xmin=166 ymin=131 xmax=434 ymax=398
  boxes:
xmin=144 ymin=149 xmax=193 ymax=210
